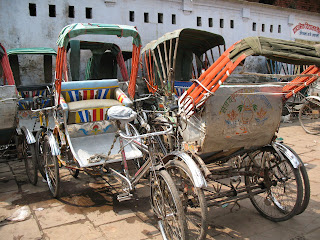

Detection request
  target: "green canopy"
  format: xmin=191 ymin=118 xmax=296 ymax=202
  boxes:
xmin=141 ymin=28 xmax=225 ymax=57
xmin=56 ymin=23 xmax=142 ymax=49
xmin=229 ymin=37 xmax=320 ymax=66
xmin=7 ymin=48 xmax=56 ymax=56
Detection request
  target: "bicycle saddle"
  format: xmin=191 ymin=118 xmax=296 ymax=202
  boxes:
xmin=108 ymin=106 xmax=137 ymax=122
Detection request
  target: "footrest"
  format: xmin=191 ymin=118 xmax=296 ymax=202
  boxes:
xmin=117 ymin=192 xmax=133 ymax=202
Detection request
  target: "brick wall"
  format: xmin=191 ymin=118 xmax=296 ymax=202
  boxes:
xmin=246 ymin=0 xmax=320 ymax=13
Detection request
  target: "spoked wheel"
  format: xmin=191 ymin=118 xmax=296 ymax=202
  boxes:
xmin=299 ymin=99 xmax=320 ymax=134
xmin=22 ymin=133 xmax=38 ymax=185
xmin=151 ymin=170 xmax=188 ymax=240
xmin=245 ymin=147 xmax=303 ymax=222
xmin=43 ymin=135 xmax=60 ymax=198
xmin=166 ymin=160 xmax=208 ymax=240
xmin=279 ymin=144 xmax=310 ymax=215
xmin=35 ymin=128 xmax=47 ymax=180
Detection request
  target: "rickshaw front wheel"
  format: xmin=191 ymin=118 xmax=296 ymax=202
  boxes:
xmin=43 ymin=135 xmax=60 ymax=198
xmin=150 ymin=170 xmax=189 ymax=240
xmin=166 ymin=159 xmax=208 ymax=240
xmin=35 ymin=128 xmax=47 ymax=180
xmin=22 ymin=133 xmax=38 ymax=186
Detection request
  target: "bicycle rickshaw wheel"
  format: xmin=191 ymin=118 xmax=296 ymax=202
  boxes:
xmin=35 ymin=128 xmax=47 ymax=180
xmin=151 ymin=169 xmax=188 ymax=240
xmin=245 ymin=147 xmax=303 ymax=222
xmin=22 ymin=132 xmax=38 ymax=185
xmin=43 ymin=135 xmax=60 ymax=198
xmin=166 ymin=160 xmax=208 ymax=240
xmin=279 ymin=144 xmax=310 ymax=215
xmin=299 ymin=100 xmax=320 ymax=135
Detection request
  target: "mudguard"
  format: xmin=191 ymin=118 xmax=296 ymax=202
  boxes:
xmin=19 ymin=126 xmax=36 ymax=144
xmin=272 ymin=142 xmax=301 ymax=168
xmin=45 ymin=130 xmax=60 ymax=156
xmin=162 ymin=151 xmax=207 ymax=188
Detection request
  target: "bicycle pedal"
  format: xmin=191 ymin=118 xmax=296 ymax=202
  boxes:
xmin=117 ymin=193 xmax=133 ymax=202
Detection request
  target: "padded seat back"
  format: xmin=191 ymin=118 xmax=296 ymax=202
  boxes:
xmin=61 ymin=79 xmax=119 ymax=102
xmin=60 ymin=79 xmax=132 ymax=124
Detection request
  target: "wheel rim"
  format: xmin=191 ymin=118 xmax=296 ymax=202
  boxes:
xmin=22 ymin=138 xmax=37 ymax=184
xmin=43 ymin=139 xmax=58 ymax=195
xmin=299 ymin=101 xmax=320 ymax=134
xmin=246 ymin=149 xmax=302 ymax=220
xmin=151 ymin=176 xmax=184 ymax=239
xmin=167 ymin=164 xmax=206 ymax=240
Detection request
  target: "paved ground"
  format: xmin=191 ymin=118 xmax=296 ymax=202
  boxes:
xmin=0 ymin=119 xmax=319 ymax=240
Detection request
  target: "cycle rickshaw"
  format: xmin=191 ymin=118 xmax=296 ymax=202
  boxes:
xmin=40 ymin=23 xmax=189 ymax=239
xmin=0 ymin=44 xmax=56 ymax=185
xmin=138 ymin=29 xmax=318 ymax=239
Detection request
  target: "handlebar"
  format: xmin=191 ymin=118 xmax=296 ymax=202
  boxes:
xmin=31 ymin=106 xmax=55 ymax=112
xmin=119 ymin=124 xmax=173 ymax=140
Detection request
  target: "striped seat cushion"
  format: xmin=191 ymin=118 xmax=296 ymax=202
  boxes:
xmin=67 ymin=99 xmax=122 ymax=124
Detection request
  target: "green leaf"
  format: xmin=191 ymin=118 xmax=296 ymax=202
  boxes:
xmin=237 ymin=105 xmax=243 ymax=112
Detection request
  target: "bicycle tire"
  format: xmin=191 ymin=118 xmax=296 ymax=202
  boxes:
xmin=35 ymin=128 xmax=47 ymax=180
xmin=43 ymin=135 xmax=60 ymax=198
xmin=279 ymin=144 xmax=310 ymax=215
xmin=22 ymin=133 xmax=38 ymax=186
xmin=299 ymin=100 xmax=320 ymax=135
xmin=166 ymin=160 xmax=208 ymax=240
xmin=245 ymin=146 xmax=303 ymax=222
xmin=151 ymin=169 xmax=188 ymax=240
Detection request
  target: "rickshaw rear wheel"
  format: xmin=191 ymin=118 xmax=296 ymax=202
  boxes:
xmin=245 ymin=147 xmax=303 ymax=222
xmin=299 ymin=100 xmax=320 ymax=135
xmin=166 ymin=160 xmax=208 ymax=240
xmin=43 ymin=135 xmax=60 ymax=198
xmin=35 ymin=128 xmax=47 ymax=180
xmin=151 ymin=169 xmax=189 ymax=240
xmin=22 ymin=133 xmax=38 ymax=186
xmin=278 ymin=144 xmax=310 ymax=215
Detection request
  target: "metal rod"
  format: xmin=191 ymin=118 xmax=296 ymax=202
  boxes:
xmin=151 ymin=49 xmax=164 ymax=88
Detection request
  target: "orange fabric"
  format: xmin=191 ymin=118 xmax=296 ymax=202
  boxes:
xmin=0 ymin=44 xmax=15 ymax=86
xmin=128 ymin=44 xmax=141 ymax=99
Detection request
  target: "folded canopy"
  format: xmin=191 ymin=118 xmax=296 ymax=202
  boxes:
xmin=7 ymin=48 xmax=56 ymax=56
xmin=56 ymin=23 xmax=142 ymax=49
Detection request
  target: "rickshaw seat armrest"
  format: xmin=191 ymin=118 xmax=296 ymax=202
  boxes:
xmin=59 ymin=95 xmax=69 ymax=111
xmin=115 ymin=88 xmax=132 ymax=107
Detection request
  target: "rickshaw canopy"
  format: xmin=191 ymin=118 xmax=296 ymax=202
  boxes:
xmin=229 ymin=37 xmax=320 ymax=66
xmin=141 ymin=28 xmax=225 ymax=57
xmin=56 ymin=23 xmax=142 ymax=49
xmin=7 ymin=48 xmax=57 ymax=56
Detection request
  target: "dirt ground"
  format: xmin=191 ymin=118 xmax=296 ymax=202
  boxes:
xmin=0 ymin=120 xmax=319 ymax=240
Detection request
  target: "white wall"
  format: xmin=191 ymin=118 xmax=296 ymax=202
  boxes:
xmin=1 ymin=0 xmax=319 ymax=50
xmin=0 ymin=0 xmax=319 ymax=83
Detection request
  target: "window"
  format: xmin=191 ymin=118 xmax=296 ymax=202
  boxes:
xmin=197 ymin=17 xmax=202 ymax=27
xmin=220 ymin=19 xmax=224 ymax=28
xmin=262 ymin=24 xmax=265 ymax=32
xmin=270 ymin=24 xmax=273 ymax=33
xmin=29 ymin=3 xmax=36 ymax=16
xmin=158 ymin=13 xmax=163 ymax=23
xmin=68 ymin=6 xmax=74 ymax=18
xmin=252 ymin=22 xmax=256 ymax=31
xmin=86 ymin=7 xmax=92 ymax=19
xmin=129 ymin=11 xmax=134 ymax=22
xmin=278 ymin=25 xmax=281 ymax=33
xmin=209 ymin=18 xmax=213 ymax=27
xmin=49 ymin=5 xmax=56 ymax=17
xmin=172 ymin=14 xmax=176 ymax=24
xmin=144 ymin=12 xmax=149 ymax=23
xmin=230 ymin=20 xmax=234 ymax=29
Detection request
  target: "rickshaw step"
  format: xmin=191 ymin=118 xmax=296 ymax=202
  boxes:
xmin=117 ymin=192 xmax=133 ymax=202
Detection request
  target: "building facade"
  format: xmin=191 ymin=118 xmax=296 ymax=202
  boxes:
xmin=1 ymin=0 xmax=319 ymax=51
